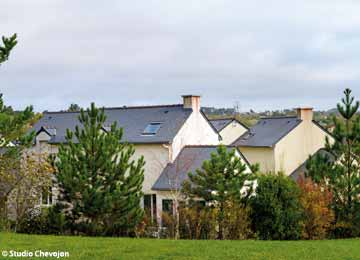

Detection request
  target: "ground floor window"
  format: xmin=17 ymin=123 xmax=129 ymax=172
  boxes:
xmin=144 ymin=194 xmax=157 ymax=223
xmin=162 ymin=199 xmax=174 ymax=215
xmin=41 ymin=186 xmax=53 ymax=206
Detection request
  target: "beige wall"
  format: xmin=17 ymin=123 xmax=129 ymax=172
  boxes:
xmin=238 ymin=146 xmax=275 ymax=173
xmin=220 ymin=122 xmax=248 ymax=145
xmin=274 ymin=120 xmax=332 ymax=176
xmin=171 ymin=111 xmax=220 ymax=161
xmin=133 ymin=144 xmax=170 ymax=193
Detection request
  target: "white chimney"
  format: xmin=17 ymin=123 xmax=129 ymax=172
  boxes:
xmin=182 ymin=95 xmax=201 ymax=111
xmin=296 ymin=107 xmax=313 ymax=121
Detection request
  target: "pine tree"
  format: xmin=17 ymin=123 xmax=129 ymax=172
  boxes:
xmin=55 ymin=103 xmax=145 ymax=236
xmin=182 ymin=145 xmax=255 ymax=239
xmin=0 ymin=94 xmax=35 ymax=147
xmin=0 ymin=34 xmax=17 ymax=65
xmin=306 ymin=88 xmax=360 ymax=236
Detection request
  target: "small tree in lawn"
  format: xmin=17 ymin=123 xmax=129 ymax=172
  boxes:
xmin=55 ymin=103 xmax=145 ymax=236
xmin=182 ymin=145 xmax=254 ymax=240
xmin=306 ymin=88 xmax=360 ymax=237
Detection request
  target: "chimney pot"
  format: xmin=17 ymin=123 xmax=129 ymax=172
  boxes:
xmin=182 ymin=95 xmax=201 ymax=111
xmin=296 ymin=107 xmax=313 ymax=121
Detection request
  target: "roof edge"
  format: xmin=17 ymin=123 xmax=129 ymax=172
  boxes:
xmin=43 ymin=104 xmax=184 ymax=114
xmin=36 ymin=126 xmax=52 ymax=137
xmin=271 ymin=119 xmax=303 ymax=147
xmin=200 ymin=110 xmax=223 ymax=140
xmin=312 ymin=120 xmax=335 ymax=140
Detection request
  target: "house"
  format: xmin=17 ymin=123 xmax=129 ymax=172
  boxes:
xmin=209 ymin=118 xmax=248 ymax=145
xmin=31 ymin=95 xmax=227 ymax=221
xmin=232 ymin=107 xmax=334 ymax=176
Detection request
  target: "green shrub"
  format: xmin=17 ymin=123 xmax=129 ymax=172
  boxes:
xmin=18 ymin=208 xmax=47 ymax=234
xmin=17 ymin=205 xmax=66 ymax=235
xmin=250 ymin=173 xmax=303 ymax=240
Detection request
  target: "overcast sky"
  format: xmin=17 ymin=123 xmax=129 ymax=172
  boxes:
xmin=1 ymin=0 xmax=360 ymax=112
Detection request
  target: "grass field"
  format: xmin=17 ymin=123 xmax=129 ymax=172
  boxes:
xmin=1 ymin=233 xmax=360 ymax=260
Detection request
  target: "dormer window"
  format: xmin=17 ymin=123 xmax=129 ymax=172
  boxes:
xmin=142 ymin=122 xmax=162 ymax=135
xmin=46 ymin=128 xmax=56 ymax=136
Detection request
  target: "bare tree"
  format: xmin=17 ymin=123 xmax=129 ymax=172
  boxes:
xmin=0 ymin=151 xmax=53 ymax=231
xmin=153 ymin=140 xmax=199 ymax=239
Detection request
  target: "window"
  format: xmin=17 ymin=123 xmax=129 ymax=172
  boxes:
xmin=143 ymin=194 xmax=157 ymax=223
xmin=142 ymin=122 xmax=162 ymax=135
xmin=162 ymin=199 xmax=173 ymax=215
xmin=41 ymin=187 xmax=53 ymax=206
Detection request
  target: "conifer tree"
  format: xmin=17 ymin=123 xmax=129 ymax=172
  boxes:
xmin=0 ymin=94 xmax=35 ymax=147
xmin=0 ymin=34 xmax=17 ymax=65
xmin=182 ymin=145 xmax=255 ymax=239
xmin=306 ymin=88 xmax=360 ymax=236
xmin=55 ymin=103 xmax=145 ymax=236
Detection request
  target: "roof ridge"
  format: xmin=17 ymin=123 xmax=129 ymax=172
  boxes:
xmin=209 ymin=117 xmax=234 ymax=121
xmin=260 ymin=116 xmax=298 ymax=120
xmin=43 ymin=104 xmax=184 ymax=114
xmin=184 ymin=145 xmax=236 ymax=148
xmin=106 ymin=104 xmax=183 ymax=110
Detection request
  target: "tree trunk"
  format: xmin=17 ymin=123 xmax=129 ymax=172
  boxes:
xmin=218 ymin=203 xmax=224 ymax=240
xmin=174 ymin=200 xmax=180 ymax=240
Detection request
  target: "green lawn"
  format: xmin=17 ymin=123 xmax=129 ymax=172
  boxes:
xmin=1 ymin=233 xmax=360 ymax=260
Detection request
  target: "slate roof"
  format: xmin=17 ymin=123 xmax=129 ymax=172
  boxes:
xmin=152 ymin=145 xmax=250 ymax=191
xmin=209 ymin=118 xmax=248 ymax=132
xmin=289 ymin=149 xmax=335 ymax=181
xmin=32 ymin=105 xmax=193 ymax=144
xmin=232 ymin=116 xmax=302 ymax=147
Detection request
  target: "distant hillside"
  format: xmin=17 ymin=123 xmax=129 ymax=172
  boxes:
xmin=203 ymin=107 xmax=339 ymax=128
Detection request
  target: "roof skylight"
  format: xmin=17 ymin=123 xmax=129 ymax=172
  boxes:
xmin=142 ymin=122 xmax=162 ymax=135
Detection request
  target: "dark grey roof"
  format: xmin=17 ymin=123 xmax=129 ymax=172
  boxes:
xmin=32 ymin=105 xmax=192 ymax=144
xmin=209 ymin=118 xmax=248 ymax=132
xmin=232 ymin=117 xmax=302 ymax=147
xmin=289 ymin=149 xmax=335 ymax=181
xmin=152 ymin=145 xmax=250 ymax=191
